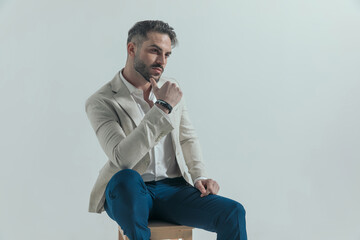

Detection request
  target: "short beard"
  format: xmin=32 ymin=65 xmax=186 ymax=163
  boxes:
xmin=133 ymin=53 xmax=162 ymax=83
xmin=134 ymin=57 xmax=151 ymax=82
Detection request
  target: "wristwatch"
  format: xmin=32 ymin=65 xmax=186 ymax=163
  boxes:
xmin=155 ymin=99 xmax=173 ymax=114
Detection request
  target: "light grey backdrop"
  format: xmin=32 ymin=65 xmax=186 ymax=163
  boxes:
xmin=1 ymin=0 xmax=359 ymax=239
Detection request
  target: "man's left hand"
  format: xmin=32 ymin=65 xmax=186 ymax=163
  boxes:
xmin=195 ymin=179 xmax=220 ymax=197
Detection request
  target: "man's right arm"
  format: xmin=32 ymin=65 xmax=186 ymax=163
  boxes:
xmin=85 ymin=97 xmax=174 ymax=169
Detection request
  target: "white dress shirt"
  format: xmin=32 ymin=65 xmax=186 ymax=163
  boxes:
xmin=119 ymin=71 xmax=182 ymax=182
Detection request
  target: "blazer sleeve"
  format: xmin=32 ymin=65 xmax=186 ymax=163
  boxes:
xmin=85 ymin=97 xmax=174 ymax=169
xmin=178 ymin=99 xmax=208 ymax=182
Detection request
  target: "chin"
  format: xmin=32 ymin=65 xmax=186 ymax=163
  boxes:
xmin=152 ymin=75 xmax=161 ymax=82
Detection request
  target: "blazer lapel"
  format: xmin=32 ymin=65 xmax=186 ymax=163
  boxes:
xmin=111 ymin=72 xmax=143 ymax=126
xmin=110 ymin=72 xmax=175 ymax=127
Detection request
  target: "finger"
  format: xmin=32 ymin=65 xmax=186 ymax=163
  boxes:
xmin=208 ymin=181 xmax=218 ymax=194
xmin=201 ymin=188 xmax=211 ymax=197
xmin=199 ymin=181 xmax=210 ymax=197
xmin=215 ymin=183 xmax=220 ymax=194
xmin=203 ymin=181 xmax=214 ymax=197
xmin=208 ymin=184 xmax=218 ymax=195
xmin=202 ymin=181 xmax=219 ymax=197
xmin=196 ymin=181 xmax=206 ymax=194
xmin=212 ymin=185 xmax=219 ymax=195
xmin=150 ymin=78 xmax=159 ymax=91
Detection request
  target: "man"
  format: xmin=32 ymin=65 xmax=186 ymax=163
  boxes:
xmin=85 ymin=20 xmax=247 ymax=240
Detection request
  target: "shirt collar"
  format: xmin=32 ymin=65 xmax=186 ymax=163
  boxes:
xmin=119 ymin=69 xmax=143 ymax=96
xmin=119 ymin=69 xmax=156 ymax=101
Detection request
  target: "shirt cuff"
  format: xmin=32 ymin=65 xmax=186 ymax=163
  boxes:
xmin=193 ymin=177 xmax=208 ymax=185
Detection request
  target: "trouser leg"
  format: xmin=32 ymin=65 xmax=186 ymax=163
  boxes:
xmin=104 ymin=169 xmax=153 ymax=240
xmin=149 ymin=177 xmax=247 ymax=240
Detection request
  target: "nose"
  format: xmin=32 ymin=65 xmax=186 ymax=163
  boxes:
xmin=156 ymin=53 xmax=166 ymax=66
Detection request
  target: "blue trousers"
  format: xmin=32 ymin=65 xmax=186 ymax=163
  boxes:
xmin=104 ymin=169 xmax=247 ymax=240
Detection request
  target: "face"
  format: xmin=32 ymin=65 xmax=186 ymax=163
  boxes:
xmin=133 ymin=32 xmax=172 ymax=82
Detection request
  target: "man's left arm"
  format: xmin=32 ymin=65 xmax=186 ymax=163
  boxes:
xmin=178 ymin=98 xmax=220 ymax=197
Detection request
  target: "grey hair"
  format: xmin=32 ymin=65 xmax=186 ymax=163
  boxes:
xmin=127 ymin=20 xmax=178 ymax=47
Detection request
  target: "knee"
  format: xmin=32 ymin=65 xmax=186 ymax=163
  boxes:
xmin=110 ymin=169 xmax=141 ymax=184
xmin=223 ymin=202 xmax=246 ymax=227
xmin=233 ymin=202 xmax=246 ymax=219
xmin=107 ymin=169 xmax=143 ymax=194
xmin=115 ymin=169 xmax=141 ymax=180
xmin=217 ymin=202 xmax=247 ymax=240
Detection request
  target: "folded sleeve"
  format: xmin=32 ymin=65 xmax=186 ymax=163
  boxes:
xmin=85 ymin=97 xmax=174 ymax=169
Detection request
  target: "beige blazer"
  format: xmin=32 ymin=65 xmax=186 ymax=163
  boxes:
xmin=85 ymin=71 xmax=207 ymax=213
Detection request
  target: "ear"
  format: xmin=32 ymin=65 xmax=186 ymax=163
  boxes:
xmin=127 ymin=42 xmax=137 ymax=57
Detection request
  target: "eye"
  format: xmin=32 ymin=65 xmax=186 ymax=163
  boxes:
xmin=150 ymin=48 xmax=159 ymax=54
